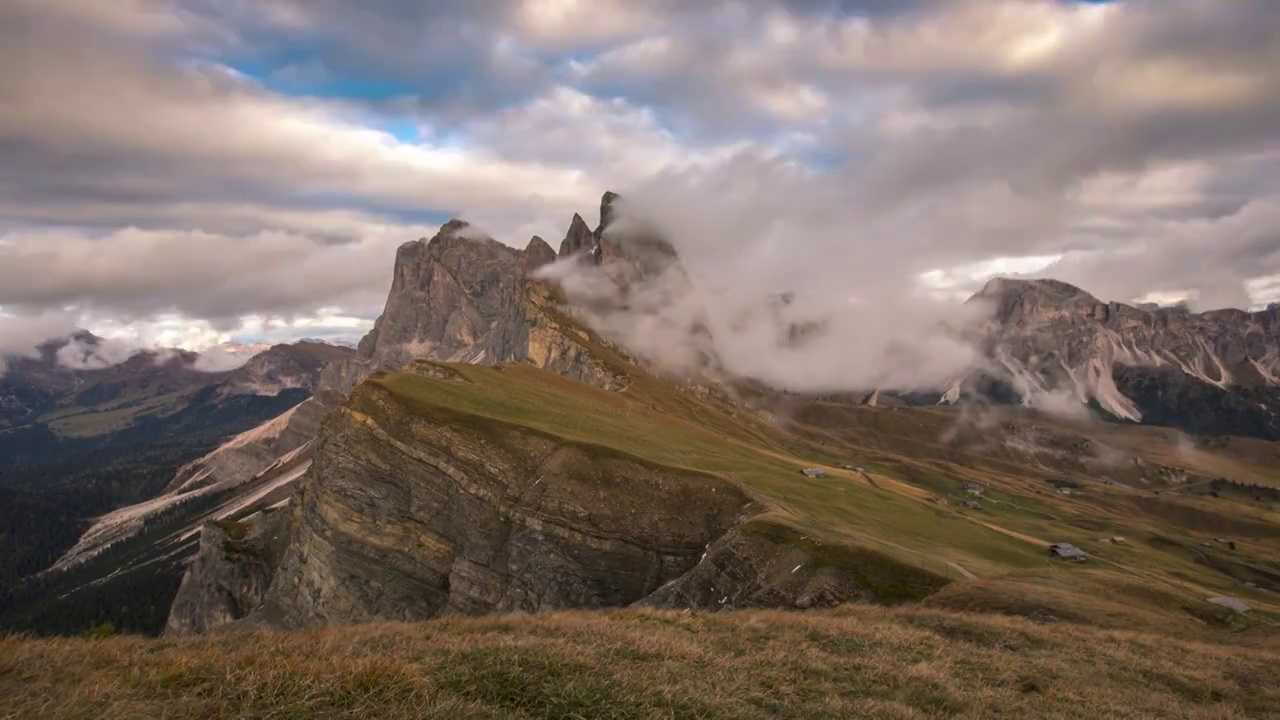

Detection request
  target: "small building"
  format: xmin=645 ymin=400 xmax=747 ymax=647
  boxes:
xmin=801 ymin=468 xmax=826 ymax=478
xmin=1047 ymin=543 xmax=1087 ymax=562
xmin=964 ymin=499 xmax=982 ymax=509
xmin=962 ymin=482 xmax=985 ymax=495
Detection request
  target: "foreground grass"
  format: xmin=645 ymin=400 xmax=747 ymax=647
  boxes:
xmin=4 ymin=606 xmax=1278 ymax=719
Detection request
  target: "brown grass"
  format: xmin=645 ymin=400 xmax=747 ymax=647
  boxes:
xmin=4 ymin=605 xmax=1278 ymax=719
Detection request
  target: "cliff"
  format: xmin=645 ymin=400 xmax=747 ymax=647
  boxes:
xmin=249 ymin=377 xmax=754 ymax=626
xmin=953 ymin=277 xmax=1280 ymax=438
xmin=165 ymin=509 xmax=291 ymax=635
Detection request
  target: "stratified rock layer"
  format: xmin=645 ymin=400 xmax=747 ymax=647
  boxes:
xmin=955 ymin=278 xmax=1280 ymax=439
xmin=165 ymin=509 xmax=291 ymax=635
xmin=250 ymin=381 xmax=754 ymax=627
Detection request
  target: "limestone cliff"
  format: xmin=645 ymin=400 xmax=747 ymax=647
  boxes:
xmin=357 ymin=221 xmax=521 ymax=369
xmin=956 ymin=278 xmax=1280 ymax=439
xmin=247 ymin=379 xmax=754 ymax=627
xmin=165 ymin=509 xmax=291 ymax=635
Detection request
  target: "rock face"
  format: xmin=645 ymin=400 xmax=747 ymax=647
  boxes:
xmin=248 ymin=381 xmax=755 ymax=627
xmin=558 ymin=214 xmax=595 ymax=259
xmin=358 ymin=221 xmax=521 ymax=369
xmin=353 ymin=209 xmax=632 ymax=389
xmin=644 ymin=521 xmax=946 ymax=611
xmin=165 ymin=509 xmax=291 ymax=635
xmin=956 ymin=278 xmax=1280 ymax=439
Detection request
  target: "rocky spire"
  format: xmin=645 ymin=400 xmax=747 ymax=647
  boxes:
xmin=558 ymin=213 xmax=594 ymax=258
xmin=595 ymin=190 xmax=621 ymax=240
xmin=518 ymin=235 xmax=557 ymax=276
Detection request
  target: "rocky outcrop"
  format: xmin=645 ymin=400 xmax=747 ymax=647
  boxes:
xmin=357 ymin=221 xmax=522 ymax=369
xmin=644 ymin=521 xmax=947 ymax=610
xmin=165 ymin=509 xmax=292 ymax=636
xmin=953 ymin=278 xmax=1280 ymax=439
xmin=558 ymin=214 xmax=595 ymax=259
xmin=248 ymin=380 xmax=756 ymax=627
xmin=518 ymin=235 xmax=557 ymax=275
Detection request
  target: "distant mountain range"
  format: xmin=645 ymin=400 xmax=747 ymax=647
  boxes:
xmin=947 ymin=277 xmax=1280 ymax=440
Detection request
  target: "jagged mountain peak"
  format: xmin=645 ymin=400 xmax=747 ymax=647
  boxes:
xmin=519 ymin=235 xmax=557 ymax=275
xmin=974 ymin=277 xmax=1101 ymax=306
xmin=949 ymin=275 xmax=1280 ymax=435
xmin=559 ymin=213 xmax=595 ymax=258
xmin=596 ymin=190 xmax=621 ymax=239
xmin=971 ymin=277 xmax=1107 ymax=326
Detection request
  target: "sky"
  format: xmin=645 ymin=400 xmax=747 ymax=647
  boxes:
xmin=1 ymin=0 xmax=1279 ymax=361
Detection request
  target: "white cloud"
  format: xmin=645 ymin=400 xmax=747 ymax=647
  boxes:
xmin=2 ymin=0 xmax=1280 ymax=360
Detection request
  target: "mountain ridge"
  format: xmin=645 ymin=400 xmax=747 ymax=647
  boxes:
xmin=957 ymin=275 xmax=1280 ymax=437
xmin=15 ymin=193 xmax=1280 ymax=642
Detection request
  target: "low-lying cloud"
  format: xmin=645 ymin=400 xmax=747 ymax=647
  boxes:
xmin=540 ymin=187 xmax=990 ymax=393
xmin=0 ymin=329 xmax=265 ymax=378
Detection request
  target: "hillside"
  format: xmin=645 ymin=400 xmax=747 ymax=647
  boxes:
xmin=156 ymin=354 xmax=1280 ymax=643
xmin=4 ymin=606 xmax=1278 ymax=719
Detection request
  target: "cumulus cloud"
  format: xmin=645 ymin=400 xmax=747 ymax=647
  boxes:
xmin=2 ymin=0 xmax=1280 ymax=361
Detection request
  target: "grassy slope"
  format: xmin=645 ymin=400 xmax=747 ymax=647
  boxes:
xmin=6 ymin=360 xmax=1280 ymax=717
xmin=371 ymin=363 xmax=1280 ymax=638
xmin=4 ymin=607 xmax=1278 ymax=719
xmin=373 ymin=364 xmax=1040 ymax=583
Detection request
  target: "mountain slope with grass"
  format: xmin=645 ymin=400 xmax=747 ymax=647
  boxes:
xmin=147 ymin=192 xmax=1280 ymax=642
xmin=170 ymin=352 xmax=1280 ymax=639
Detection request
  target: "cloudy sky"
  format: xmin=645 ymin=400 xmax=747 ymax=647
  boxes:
xmin=2 ymin=0 xmax=1279 ymax=359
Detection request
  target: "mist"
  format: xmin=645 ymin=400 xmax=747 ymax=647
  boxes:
xmin=539 ymin=157 xmax=1012 ymax=394
xmin=0 ymin=330 xmax=263 ymax=378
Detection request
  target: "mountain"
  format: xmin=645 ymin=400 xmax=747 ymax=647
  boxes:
xmin=155 ymin=197 xmax=1280 ymax=643
xmin=954 ymin=277 xmax=1280 ymax=439
xmin=12 ymin=194 xmax=1280 ymax=647
xmin=4 ymin=196 xmax=640 ymax=636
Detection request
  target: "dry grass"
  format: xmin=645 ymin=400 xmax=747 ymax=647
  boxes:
xmin=4 ymin=605 xmax=1279 ymax=719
